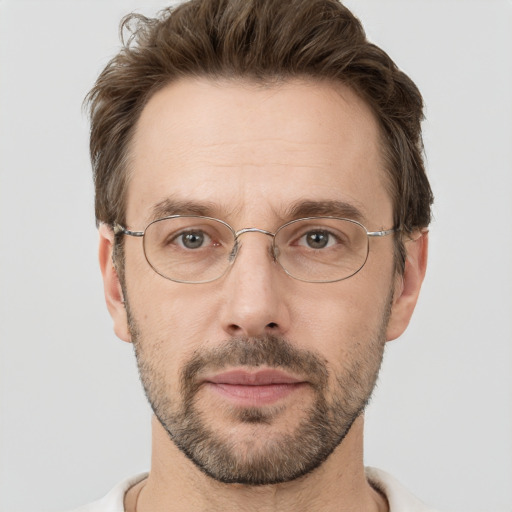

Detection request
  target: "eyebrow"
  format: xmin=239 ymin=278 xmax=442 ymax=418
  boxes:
xmin=283 ymin=200 xmax=366 ymax=223
xmin=149 ymin=197 xmax=219 ymax=222
xmin=148 ymin=197 xmax=365 ymax=225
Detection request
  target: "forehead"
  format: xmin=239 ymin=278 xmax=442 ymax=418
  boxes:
xmin=126 ymin=78 xmax=392 ymax=227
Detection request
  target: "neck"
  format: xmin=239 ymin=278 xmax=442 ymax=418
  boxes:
xmin=126 ymin=415 xmax=388 ymax=512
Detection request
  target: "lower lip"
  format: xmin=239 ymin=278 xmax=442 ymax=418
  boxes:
xmin=205 ymin=382 xmax=306 ymax=406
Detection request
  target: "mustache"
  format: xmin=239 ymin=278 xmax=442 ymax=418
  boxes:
xmin=181 ymin=335 xmax=329 ymax=393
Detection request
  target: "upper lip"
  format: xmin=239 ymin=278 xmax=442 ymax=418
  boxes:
xmin=205 ymin=369 xmax=305 ymax=386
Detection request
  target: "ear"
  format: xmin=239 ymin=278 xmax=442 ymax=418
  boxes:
xmin=386 ymin=231 xmax=428 ymax=341
xmin=98 ymin=224 xmax=131 ymax=343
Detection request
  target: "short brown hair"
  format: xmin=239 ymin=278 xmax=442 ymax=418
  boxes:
xmin=86 ymin=0 xmax=433 ymax=271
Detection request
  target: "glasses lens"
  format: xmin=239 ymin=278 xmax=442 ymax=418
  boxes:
xmin=274 ymin=218 xmax=369 ymax=282
xmin=143 ymin=217 xmax=235 ymax=283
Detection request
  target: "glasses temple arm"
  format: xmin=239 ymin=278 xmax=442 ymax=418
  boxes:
xmin=367 ymin=227 xmax=396 ymax=237
xmin=113 ymin=223 xmax=144 ymax=237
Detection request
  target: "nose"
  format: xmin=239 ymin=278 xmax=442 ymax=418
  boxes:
xmin=219 ymin=232 xmax=290 ymax=338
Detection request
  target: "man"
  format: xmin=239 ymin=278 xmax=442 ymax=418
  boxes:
xmin=80 ymin=0 xmax=434 ymax=510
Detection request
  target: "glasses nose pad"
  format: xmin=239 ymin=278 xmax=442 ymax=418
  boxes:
xmin=271 ymin=244 xmax=279 ymax=262
xmin=228 ymin=239 xmax=240 ymax=263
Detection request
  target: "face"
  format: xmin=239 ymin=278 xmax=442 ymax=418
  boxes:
xmin=100 ymin=78 xmax=426 ymax=485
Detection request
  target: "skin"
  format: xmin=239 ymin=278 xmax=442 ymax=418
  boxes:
xmin=99 ymin=78 xmax=428 ymax=512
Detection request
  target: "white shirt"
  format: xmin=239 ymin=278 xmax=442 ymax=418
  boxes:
xmin=71 ymin=467 xmax=440 ymax=511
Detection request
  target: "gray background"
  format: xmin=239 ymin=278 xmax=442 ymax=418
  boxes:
xmin=1 ymin=1 xmax=511 ymax=511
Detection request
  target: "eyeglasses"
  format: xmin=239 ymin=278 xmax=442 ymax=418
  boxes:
xmin=114 ymin=216 xmax=396 ymax=284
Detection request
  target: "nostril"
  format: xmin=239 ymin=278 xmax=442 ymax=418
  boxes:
xmin=226 ymin=324 xmax=243 ymax=335
xmin=267 ymin=322 xmax=278 ymax=329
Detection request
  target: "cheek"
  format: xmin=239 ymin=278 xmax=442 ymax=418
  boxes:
xmin=124 ymin=252 xmax=224 ymax=358
xmin=290 ymin=273 xmax=393 ymax=354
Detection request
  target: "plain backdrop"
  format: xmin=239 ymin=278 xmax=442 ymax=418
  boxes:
xmin=1 ymin=1 xmax=511 ymax=511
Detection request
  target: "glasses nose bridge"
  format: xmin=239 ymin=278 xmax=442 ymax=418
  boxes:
xmin=232 ymin=227 xmax=278 ymax=262
xmin=234 ymin=227 xmax=275 ymax=239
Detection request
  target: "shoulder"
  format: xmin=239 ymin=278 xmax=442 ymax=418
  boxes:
xmin=66 ymin=473 xmax=148 ymax=512
xmin=366 ymin=467 xmax=442 ymax=512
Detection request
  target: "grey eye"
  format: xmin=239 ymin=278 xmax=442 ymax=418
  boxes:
xmin=302 ymin=230 xmax=333 ymax=249
xmin=177 ymin=231 xmax=209 ymax=249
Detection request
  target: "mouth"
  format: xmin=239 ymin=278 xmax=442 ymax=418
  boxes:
xmin=203 ymin=369 xmax=308 ymax=406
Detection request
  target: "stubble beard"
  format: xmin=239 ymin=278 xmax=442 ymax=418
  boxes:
xmin=127 ymin=303 xmax=389 ymax=486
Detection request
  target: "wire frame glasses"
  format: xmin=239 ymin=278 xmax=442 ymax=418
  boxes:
xmin=114 ymin=215 xmax=395 ymax=284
